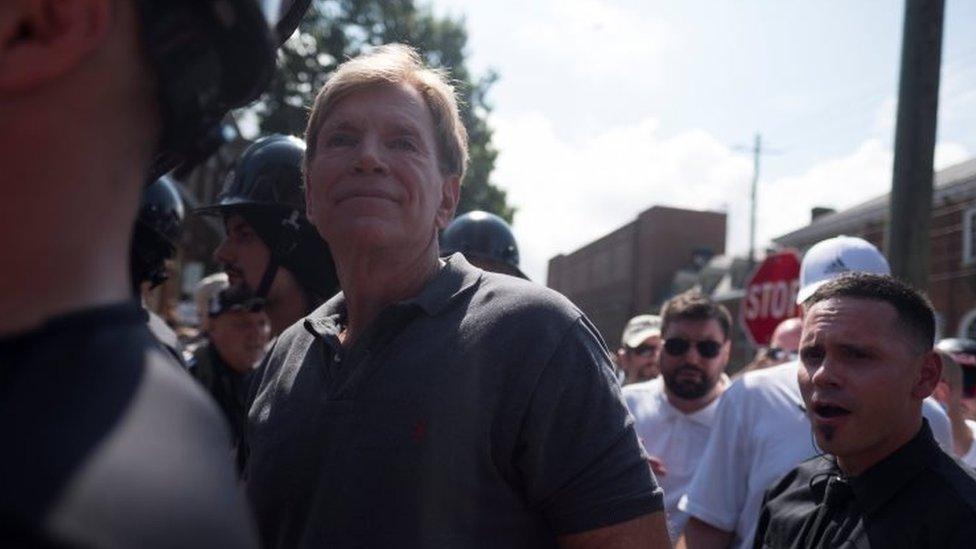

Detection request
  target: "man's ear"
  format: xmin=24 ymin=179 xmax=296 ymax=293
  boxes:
xmin=304 ymin=172 xmax=316 ymax=223
xmin=0 ymin=0 xmax=110 ymax=92
xmin=434 ymin=174 xmax=461 ymax=230
xmin=913 ymin=350 xmax=943 ymax=400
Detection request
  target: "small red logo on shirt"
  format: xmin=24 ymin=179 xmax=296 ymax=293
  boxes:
xmin=412 ymin=421 xmax=427 ymax=442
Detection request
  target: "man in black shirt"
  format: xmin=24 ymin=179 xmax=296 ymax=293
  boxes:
xmin=0 ymin=1 xmax=309 ymax=546
xmin=247 ymin=43 xmax=669 ymax=548
xmin=191 ymin=286 xmax=271 ymax=448
xmin=754 ymin=273 xmax=976 ymax=548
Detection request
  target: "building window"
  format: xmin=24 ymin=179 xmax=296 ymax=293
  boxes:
xmin=964 ymin=207 xmax=976 ymax=265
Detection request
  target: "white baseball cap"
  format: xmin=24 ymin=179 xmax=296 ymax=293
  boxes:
xmin=796 ymin=235 xmax=891 ymax=304
xmin=621 ymin=314 xmax=662 ymax=348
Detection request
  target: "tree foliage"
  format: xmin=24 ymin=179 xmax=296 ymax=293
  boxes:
xmin=254 ymin=0 xmax=514 ymax=222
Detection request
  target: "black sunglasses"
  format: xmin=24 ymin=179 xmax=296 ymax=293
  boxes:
xmin=663 ymin=337 xmax=723 ymax=359
xmin=627 ymin=344 xmax=658 ymax=357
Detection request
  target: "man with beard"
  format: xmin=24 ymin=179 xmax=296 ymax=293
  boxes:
xmin=677 ymin=236 xmax=952 ymax=549
xmin=623 ymin=290 xmax=732 ymax=541
xmin=197 ymin=135 xmax=339 ymax=336
xmin=753 ymin=273 xmax=976 ymax=548
xmin=617 ymin=314 xmax=664 ymax=384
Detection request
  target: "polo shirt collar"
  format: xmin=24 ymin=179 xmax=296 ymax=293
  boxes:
xmin=848 ymin=420 xmax=936 ymax=515
xmin=303 ymin=253 xmax=482 ymax=338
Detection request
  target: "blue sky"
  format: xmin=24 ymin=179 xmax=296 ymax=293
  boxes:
xmin=431 ymin=0 xmax=976 ymax=282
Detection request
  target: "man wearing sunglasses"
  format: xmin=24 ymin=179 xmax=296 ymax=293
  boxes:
xmin=624 ymin=290 xmax=732 ymax=541
xmin=617 ymin=314 xmax=664 ymax=384
xmin=677 ymin=236 xmax=952 ymax=549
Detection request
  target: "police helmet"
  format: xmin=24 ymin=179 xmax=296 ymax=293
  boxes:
xmin=138 ymin=0 xmax=312 ymax=178
xmin=196 ymin=135 xmax=338 ymax=302
xmin=441 ymin=211 xmax=526 ymax=279
xmin=131 ymin=175 xmax=186 ymax=291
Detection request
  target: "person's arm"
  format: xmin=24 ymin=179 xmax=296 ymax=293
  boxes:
xmin=515 ymin=316 xmax=665 ymax=542
xmin=559 ymin=512 xmax=671 ymax=549
xmin=676 ymin=517 xmax=733 ymax=549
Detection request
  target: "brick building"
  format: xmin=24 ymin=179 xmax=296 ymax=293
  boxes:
xmin=773 ymin=158 xmax=976 ymax=340
xmin=547 ymin=205 xmax=727 ymax=348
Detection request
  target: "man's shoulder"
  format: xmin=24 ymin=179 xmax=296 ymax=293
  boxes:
xmin=726 ymin=361 xmax=802 ymax=408
xmin=621 ymin=379 xmax=665 ymax=415
xmin=473 ymin=270 xmax=582 ymax=319
xmin=927 ymin=447 xmax=976 ymax=515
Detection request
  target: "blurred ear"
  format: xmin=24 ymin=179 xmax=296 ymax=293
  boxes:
xmin=434 ymin=174 xmax=460 ymax=230
xmin=913 ymin=350 xmax=943 ymax=400
xmin=304 ymin=171 xmax=316 ymax=222
xmin=0 ymin=0 xmax=110 ymax=91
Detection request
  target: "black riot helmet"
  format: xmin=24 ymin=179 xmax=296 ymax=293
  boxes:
xmin=196 ymin=135 xmax=339 ymax=305
xmin=131 ymin=175 xmax=186 ymax=293
xmin=441 ymin=211 xmax=527 ymax=279
xmin=136 ymin=0 xmax=312 ymax=179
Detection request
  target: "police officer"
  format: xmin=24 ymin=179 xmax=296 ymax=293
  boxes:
xmin=197 ymin=134 xmax=339 ymax=336
xmin=0 ymin=2 xmax=310 ymax=547
xmin=132 ymin=175 xmax=190 ymax=367
xmin=441 ymin=210 xmax=528 ymax=278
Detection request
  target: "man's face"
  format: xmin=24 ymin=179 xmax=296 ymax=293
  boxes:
xmin=305 ymin=83 xmax=459 ymax=255
xmin=768 ymin=317 xmax=803 ymax=364
xmin=659 ymin=319 xmax=729 ymax=400
xmin=215 ymin=214 xmax=271 ymax=293
xmin=617 ymin=335 xmax=661 ymax=383
xmin=209 ymin=310 xmax=271 ymax=374
xmin=798 ymin=297 xmax=938 ymax=473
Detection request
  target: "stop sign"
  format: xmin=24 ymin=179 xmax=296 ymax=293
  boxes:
xmin=740 ymin=251 xmax=801 ymax=347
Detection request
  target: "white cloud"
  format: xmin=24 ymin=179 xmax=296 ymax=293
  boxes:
xmin=511 ymin=0 xmax=671 ymax=81
xmin=492 ymin=110 xmax=971 ymax=284
xmin=491 ymin=111 xmax=752 ymax=283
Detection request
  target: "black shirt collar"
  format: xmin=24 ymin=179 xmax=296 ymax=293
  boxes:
xmin=304 ymin=253 xmax=482 ymax=338
xmin=846 ymin=420 xmax=937 ymax=515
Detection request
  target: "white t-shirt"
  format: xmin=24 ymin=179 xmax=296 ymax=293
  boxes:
xmin=962 ymin=420 xmax=976 ymax=468
xmin=623 ymin=377 xmax=725 ymax=541
xmin=678 ymin=361 xmax=953 ymax=549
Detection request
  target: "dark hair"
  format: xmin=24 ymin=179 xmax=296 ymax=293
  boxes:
xmin=660 ymin=290 xmax=732 ymax=341
xmin=803 ymin=272 xmax=935 ymax=354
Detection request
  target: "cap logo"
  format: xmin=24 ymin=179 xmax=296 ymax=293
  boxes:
xmin=823 ymin=256 xmax=849 ymax=275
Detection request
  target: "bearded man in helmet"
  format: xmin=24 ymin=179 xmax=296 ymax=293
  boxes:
xmin=197 ymin=134 xmax=339 ymax=337
xmin=0 ymin=1 xmax=310 ymax=547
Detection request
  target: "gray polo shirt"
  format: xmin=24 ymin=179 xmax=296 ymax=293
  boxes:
xmin=245 ymin=254 xmax=663 ymax=548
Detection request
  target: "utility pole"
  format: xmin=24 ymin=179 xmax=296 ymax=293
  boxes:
xmin=748 ymin=133 xmax=761 ymax=268
xmin=887 ymin=0 xmax=945 ymax=291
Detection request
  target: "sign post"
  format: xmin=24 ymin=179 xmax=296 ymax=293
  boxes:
xmin=741 ymin=251 xmax=802 ymax=347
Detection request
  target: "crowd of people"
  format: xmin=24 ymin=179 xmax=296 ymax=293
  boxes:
xmin=3 ymin=1 xmax=976 ymax=548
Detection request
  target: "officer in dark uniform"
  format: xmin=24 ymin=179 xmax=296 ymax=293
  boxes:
xmin=191 ymin=285 xmax=271 ymax=450
xmin=0 ymin=2 xmax=310 ymax=547
xmin=131 ymin=175 xmax=190 ymax=367
xmin=441 ymin=210 xmax=528 ymax=279
xmin=196 ymin=134 xmax=340 ymax=336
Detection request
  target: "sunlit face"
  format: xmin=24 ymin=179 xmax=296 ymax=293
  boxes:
xmin=617 ymin=335 xmax=662 ymax=384
xmin=659 ymin=319 xmax=729 ymax=400
xmin=209 ymin=310 xmax=271 ymax=374
xmin=305 ymin=83 xmax=459 ymax=256
xmin=798 ymin=297 xmax=938 ymax=473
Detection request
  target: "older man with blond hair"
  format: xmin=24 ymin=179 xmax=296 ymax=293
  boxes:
xmin=244 ymin=44 xmax=669 ymax=548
